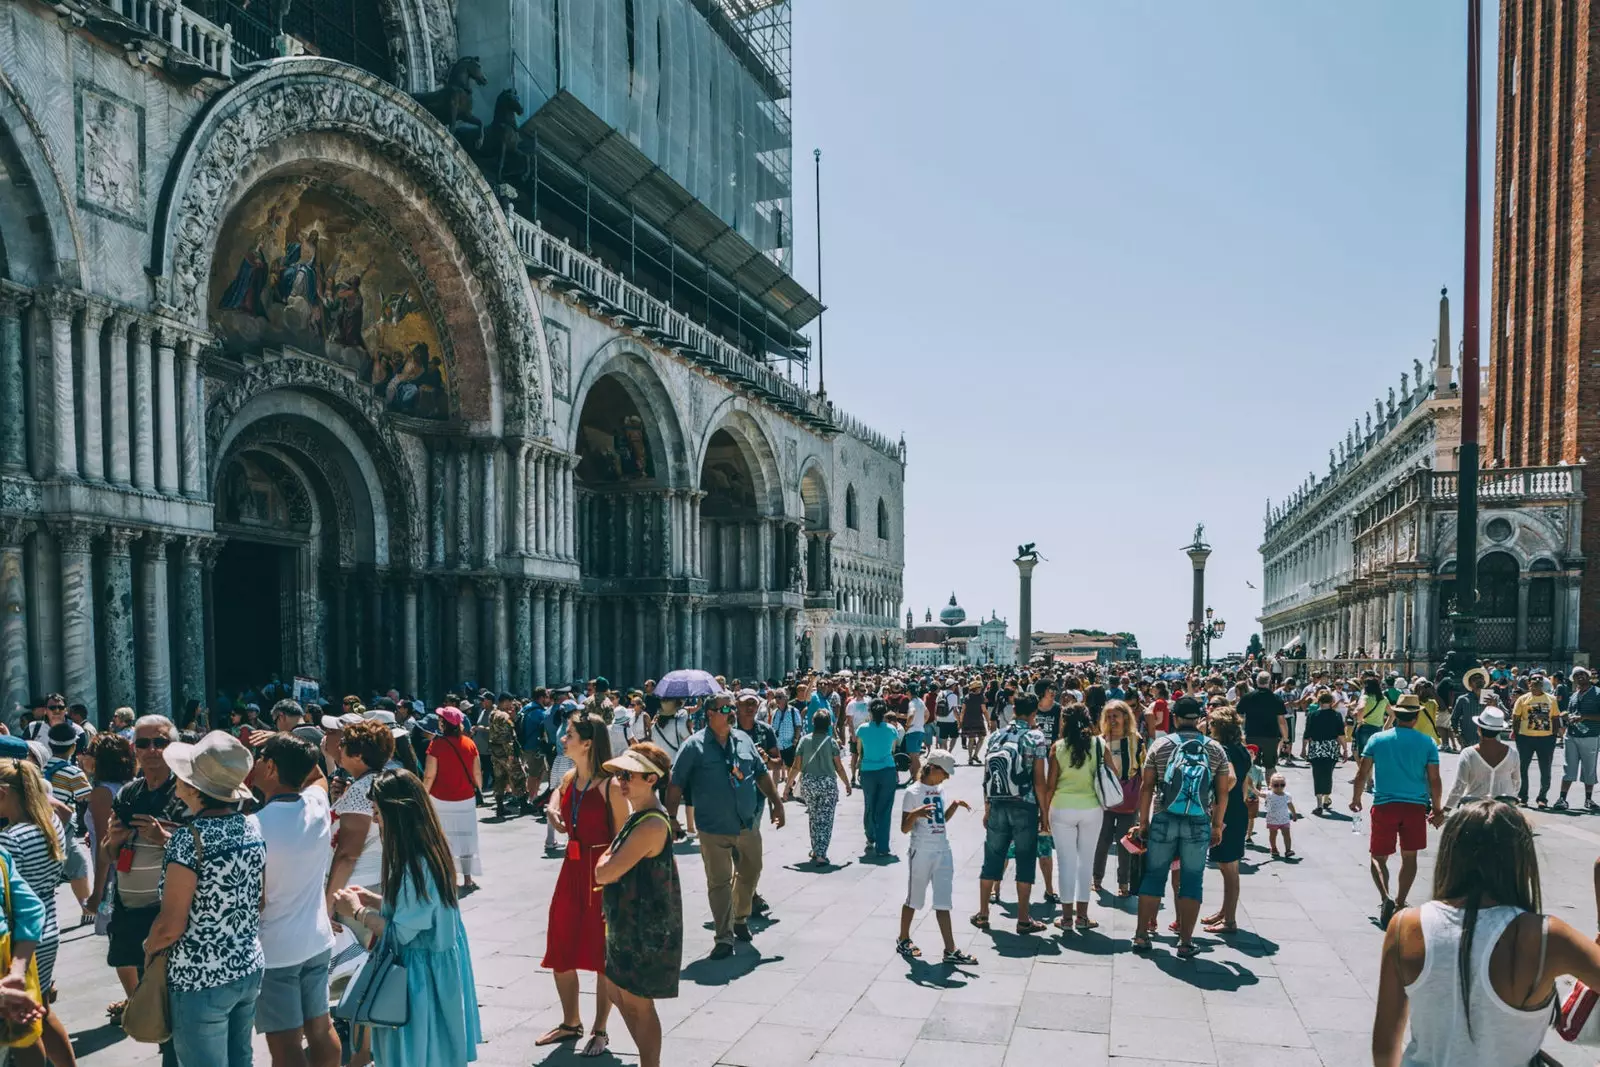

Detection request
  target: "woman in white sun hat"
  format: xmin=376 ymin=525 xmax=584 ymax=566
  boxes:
xmin=1444 ymin=707 xmax=1521 ymax=811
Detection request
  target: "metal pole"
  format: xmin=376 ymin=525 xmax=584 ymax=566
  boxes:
xmin=1447 ymin=0 xmax=1481 ymax=680
xmin=813 ymin=147 xmax=825 ymax=398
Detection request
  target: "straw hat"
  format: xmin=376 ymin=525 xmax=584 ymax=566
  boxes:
xmin=1463 ymin=667 xmax=1490 ymax=690
xmin=164 ymin=731 xmax=254 ymax=802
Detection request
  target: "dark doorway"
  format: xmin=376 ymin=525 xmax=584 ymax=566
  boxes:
xmin=212 ymin=539 xmax=289 ymax=695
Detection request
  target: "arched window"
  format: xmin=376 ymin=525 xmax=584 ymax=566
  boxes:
xmin=845 ymin=485 xmax=858 ymax=530
xmin=1477 ymin=551 xmax=1519 ymax=653
xmin=877 ymin=499 xmax=889 ymax=539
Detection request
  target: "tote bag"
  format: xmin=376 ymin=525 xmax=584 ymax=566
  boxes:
xmin=333 ymin=932 xmax=410 ymax=1029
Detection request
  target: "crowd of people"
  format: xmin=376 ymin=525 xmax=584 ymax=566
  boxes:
xmin=2 ymin=652 xmax=1600 ymax=1064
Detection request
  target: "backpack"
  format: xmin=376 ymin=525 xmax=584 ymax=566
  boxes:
xmin=1160 ymin=736 xmax=1214 ymax=817
xmin=983 ymin=725 xmax=1033 ymax=800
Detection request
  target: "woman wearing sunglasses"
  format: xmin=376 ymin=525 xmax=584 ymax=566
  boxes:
xmin=595 ymin=742 xmax=681 ymax=1067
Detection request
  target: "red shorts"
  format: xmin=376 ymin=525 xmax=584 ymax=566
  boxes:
xmin=1370 ymin=802 xmax=1429 ymax=857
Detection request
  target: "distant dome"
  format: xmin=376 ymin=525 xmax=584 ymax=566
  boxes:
xmin=939 ymin=593 xmax=967 ymax=626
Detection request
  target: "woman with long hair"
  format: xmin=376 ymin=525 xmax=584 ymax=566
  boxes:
xmin=1299 ymin=689 xmax=1348 ymax=813
xmin=422 ymin=707 xmax=483 ymax=894
xmin=1043 ymin=703 xmax=1105 ymax=930
xmin=594 ymin=742 xmax=682 ymax=1067
xmin=81 ymin=732 xmax=135 ymax=922
xmin=0 ymin=759 xmax=74 ymax=1067
xmin=536 ymin=713 xmax=628 ymax=1056
xmin=331 ymin=769 xmax=482 ymax=1067
xmin=1356 ymin=676 xmax=1391 ymax=755
xmin=783 ymin=710 xmax=851 ymax=865
xmin=1091 ymin=700 xmax=1143 ymax=897
xmin=1372 ymin=800 xmax=1600 ymax=1065
xmin=1200 ymin=708 xmax=1251 ymax=935
xmin=857 ymin=699 xmax=902 ymax=857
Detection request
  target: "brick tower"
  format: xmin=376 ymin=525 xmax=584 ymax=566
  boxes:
xmin=1487 ymin=0 xmax=1599 ymax=654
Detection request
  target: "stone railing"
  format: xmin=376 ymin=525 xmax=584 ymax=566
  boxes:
xmin=1430 ymin=465 xmax=1580 ymax=501
xmin=94 ymin=0 xmax=234 ymax=77
xmin=506 ymin=210 xmax=903 ymax=463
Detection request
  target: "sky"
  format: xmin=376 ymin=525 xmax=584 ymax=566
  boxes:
xmin=784 ymin=1 xmax=1496 ymax=658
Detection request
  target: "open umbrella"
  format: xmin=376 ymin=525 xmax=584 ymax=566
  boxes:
xmin=654 ymin=669 xmax=721 ymax=699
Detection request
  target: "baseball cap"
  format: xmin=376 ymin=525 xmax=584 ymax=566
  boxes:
xmin=924 ymin=750 xmax=957 ymax=776
xmin=0 ymin=735 xmax=31 ymax=761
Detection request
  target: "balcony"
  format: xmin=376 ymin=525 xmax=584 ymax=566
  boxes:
xmin=90 ymin=0 xmax=234 ymax=77
xmin=507 ymin=209 xmax=903 ymax=463
xmin=1429 ymin=466 xmax=1581 ymax=502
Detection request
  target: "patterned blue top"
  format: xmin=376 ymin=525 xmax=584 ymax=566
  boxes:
xmin=162 ymin=812 xmax=267 ymax=992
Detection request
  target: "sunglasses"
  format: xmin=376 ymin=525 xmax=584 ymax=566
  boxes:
xmin=614 ymin=770 xmax=658 ymax=784
xmin=46 ymin=704 xmax=64 ymax=711
xmin=134 ymin=737 xmax=172 ymax=750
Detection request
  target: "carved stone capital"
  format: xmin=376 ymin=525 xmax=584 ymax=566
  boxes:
xmin=0 ymin=285 xmax=31 ymax=319
xmin=80 ymin=297 xmax=113 ymax=330
xmin=180 ymin=534 xmax=214 ymax=566
xmin=143 ymin=531 xmax=173 ymax=561
xmin=52 ymin=520 xmax=103 ymax=554
xmin=37 ymin=288 xmax=80 ymax=323
xmin=474 ymin=575 xmax=504 ymax=600
xmin=102 ymin=526 xmax=139 ymax=558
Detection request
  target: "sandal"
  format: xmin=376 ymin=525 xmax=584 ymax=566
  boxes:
xmin=1117 ymin=884 xmax=1130 ymax=897
xmin=896 ymin=938 xmax=922 ymax=958
xmin=1202 ymin=920 xmax=1237 ymax=934
xmin=1053 ymin=917 xmax=1075 ymax=932
xmin=1131 ymin=934 xmax=1152 ymax=953
xmin=1076 ymin=917 xmax=1100 ymax=931
xmin=581 ymin=1030 xmax=610 ymax=1058
xmin=1042 ymin=892 xmax=1061 ymax=905
xmin=942 ymin=948 xmax=978 ymax=965
xmin=536 ymin=1023 xmax=584 ymax=1046
xmin=969 ymin=913 xmax=990 ymax=930
xmin=1175 ymin=941 xmax=1200 ymax=959
xmin=1015 ymin=917 xmax=1047 ymax=934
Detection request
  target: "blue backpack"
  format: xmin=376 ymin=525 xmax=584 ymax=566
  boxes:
xmin=1161 ymin=736 xmax=1214 ymax=817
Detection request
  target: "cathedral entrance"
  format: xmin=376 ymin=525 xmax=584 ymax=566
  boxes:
xmin=211 ymin=539 xmax=290 ymax=696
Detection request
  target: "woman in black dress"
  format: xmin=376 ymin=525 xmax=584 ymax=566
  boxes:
xmin=1299 ymin=690 xmax=1348 ymax=812
xmin=1202 ymin=707 xmax=1251 ymax=935
xmin=595 ymin=742 xmax=682 ymax=1067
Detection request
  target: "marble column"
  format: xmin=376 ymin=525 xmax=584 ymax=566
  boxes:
xmin=693 ymin=602 xmax=705 ymax=666
xmin=479 ymin=444 xmax=497 ymax=566
xmin=105 ymin=313 xmax=131 ymax=485
xmin=658 ymin=596 xmax=673 ymax=670
xmin=532 ymin=584 xmax=548 ymax=688
xmin=0 ymin=289 xmax=28 ymax=471
xmin=758 ymin=519 xmax=773 ymax=591
xmin=560 ymin=587 xmax=575 ymax=683
xmin=329 ymin=572 xmax=350 ymax=690
xmin=453 ymin=444 xmax=472 ymax=567
xmin=0 ymin=523 xmax=31 ymax=726
xmin=689 ymin=493 xmax=702 ymax=578
xmin=754 ymin=606 xmax=768 ymax=682
xmin=419 ymin=578 xmax=439 ymax=702
xmin=785 ymin=610 xmax=799 ymax=675
xmin=1516 ymin=577 xmax=1531 ymax=657
xmin=476 ymin=578 xmax=499 ymax=690
xmin=621 ymin=494 xmax=636 ymax=577
xmin=491 ymin=579 xmax=510 ymax=692
xmin=544 ymin=587 xmax=560 ymax=685
xmin=56 ymin=522 xmax=100 ymax=718
xmin=454 ymin=578 xmax=476 ymax=689
xmin=41 ymin=290 xmax=78 ymax=479
xmin=131 ymin=320 xmax=155 ymax=491
xmin=512 ymin=580 xmax=532 ymax=694
xmin=402 ymin=577 xmax=419 ymax=698
xmin=178 ymin=537 xmax=206 ymax=707
xmin=524 ymin=449 xmax=539 ymax=555
xmin=178 ymin=338 xmax=203 ymax=498
xmin=675 ymin=599 xmax=691 ymax=670
xmin=575 ymin=598 xmax=590 ymax=682
xmin=507 ymin=443 xmax=527 ymax=556
xmin=534 ymin=453 xmax=548 ymax=555
xmin=562 ymin=457 xmax=575 ymax=558
xmin=155 ymin=331 xmax=179 ymax=493
xmin=427 ymin=445 xmax=447 ymax=567
xmin=78 ymin=300 xmax=107 ymax=482
xmin=139 ymin=534 xmax=172 ymax=715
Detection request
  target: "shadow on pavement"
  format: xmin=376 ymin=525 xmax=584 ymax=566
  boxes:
xmin=900 ymin=957 xmax=972 ymax=989
xmin=1145 ymin=950 xmax=1260 ymax=991
xmin=679 ymin=948 xmax=784 ymax=986
xmin=69 ymin=1023 xmax=128 ymax=1059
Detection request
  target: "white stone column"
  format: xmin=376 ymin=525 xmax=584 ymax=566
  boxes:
xmin=560 ymin=587 xmax=575 ymax=682
xmin=562 ymin=456 xmax=575 ymax=558
xmin=453 ymin=445 xmax=472 ymax=567
xmin=0 ymin=522 xmax=32 ymax=727
xmin=507 ymin=442 xmax=527 ymax=556
xmin=532 ymin=453 xmax=547 ymax=554
xmin=479 ymin=443 xmax=497 ymax=565
xmin=754 ymin=607 xmax=769 ymax=681
xmin=689 ymin=493 xmax=702 ymax=578
xmin=78 ymin=301 xmax=107 ymax=482
xmin=40 ymin=290 xmax=78 ymax=479
xmin=532 ymin=584 xmax=548 ymax=688
xmin=155 ymin=331 xmax=179 ymax=494
xmin=57 ymin=522 xmax=100 ymax=720
xmin=131 ymin=320 xmax=155 ymax=491
xmin=140 ymin=534 xmax=173 ymax=715
xmin=524 ymin=448 xmax=539 ymax=555
xmin=105 ymin=313 xmax=131 ymax=486
xmin=178 ymin=336 xmax=203 ymax=497
xmin=402 ymin=577 xmax=419 ymax=698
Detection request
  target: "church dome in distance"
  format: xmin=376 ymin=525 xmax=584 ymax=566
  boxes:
xmin=939 ymin=593 xmax=967 ymax=626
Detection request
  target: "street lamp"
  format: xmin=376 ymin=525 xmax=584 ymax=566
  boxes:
xmin=1187 ymin=607 xmax=1227 ymax=670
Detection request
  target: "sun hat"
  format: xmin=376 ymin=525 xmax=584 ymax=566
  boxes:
xmin=1393 ymin=694 xmax=1422 ymax=715
xmin=164 ymin=731 xmax=254 ymax=802
xmin=1463 ymin=667 xmax=1491 ymax=689
xmin=924 ymin=750 xmax=957 ymax=776
xmin=320 ymin=712 xmax=362 ymax=731
xmin=603 ymin=748 xmax=669 ymax=779
xmin=1473 ymin=708 xmax=1510 ymax=733
xmin=363 ymin=709 xmax=397 ymax=725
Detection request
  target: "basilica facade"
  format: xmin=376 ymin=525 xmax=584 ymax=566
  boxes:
xmin=0 ymin=0 xmax=905 ymax=722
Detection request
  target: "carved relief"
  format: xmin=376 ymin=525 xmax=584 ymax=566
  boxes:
xmin=544 ymin=318 xmax=570 ymax=401
xmin=76 ymin=83 xmax=144 ymax=223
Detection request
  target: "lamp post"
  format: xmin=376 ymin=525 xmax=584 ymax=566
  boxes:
xmin=1185 ymin=525 xmax=1212 ymax=667
xmin=1187 ymin=608 xmax=1227 ymax=670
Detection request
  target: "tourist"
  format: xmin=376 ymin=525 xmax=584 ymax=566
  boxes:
xmin=1412 ymin=679 xmax=1442 ymax=744
xmin=326 ymin=718 xmax=393 ymax=918
xmin=0 ymin=758 xmax=74 ymax=1067
xmin=80 ymin=731 xmax=133 ymax=929
xmin=897 ymin=750 xmax=977 ymax=964
xmin=1200 ymin=707 xmax=1251 ymax=935
xmin=43 ymin=721 xmax=93 ymax=918
xmin=23 ymin=695 xmax=70 ymax=745
xmin=1370 ymin=800 xmax=1600 ymax=1066
xmin=484 ymin=695 xmax=525 ymax=821
xmin=1091 ymin=700 xmax=1142 ymax=897
xmin=1557 ymin=666 xmax=1600 ymax=811
xmin=647 ymin=697 xmax=692 ymax=838
xmin=960 ymin=679 xmax=988 ymax=765
xmin=1299 ymin=689 xmax=1347 ymax=813
xmin=1443 ymin=707 xmax=1519 ymax=809
xmin=1239 ymin=671 xmax=1287 ymax=774
xmin=545 ymin=696 xmax=579 ymax=853
xmin=252 ymin=733 xmax=340 ymax=1067
xmin=1044 ymin=703 xmax=1106 ymax=931
xmin=594 ymin=742 xmax=682 ymax=1067
xmin=110 ymin=707 xmax=135 ymax=741
xmin=735 ymin=692 xmax=782 ymax=776
xmin=518 ymin=689 xmax=553 ymax=815
xmin=1511 ymin=673 xmax=1560 ymax=808
xmin=783 ymin=710 xmax=849 ymax=865
xmin=972 ymin=692 xmax=1050 ymax=935
xmin=144 ymin=732 xmax=266 ymax=1067
xmin=901 ymin=680 xmax=928 ymax=782
xmin=1263 ymin=774 xmax=1297 ymax=858
xmin=667 ymin=692 xmax=785 ymax=959
xmin=1132 ymin=696 xmax=1232 ymax=957
xmin=537 ymin=712 xmax=627 ymax=1054
xmin=1145 ymin=681 xmax=1171 ymax=739
xmin=1351 ymin=693 xmax=1443 ymax=928
xmin=843 ymin=683 xmax=872 ymax=786
xmin=857 ymin=699 xmax=902 ymax=858
xmin=422 ymin=708 xmax=482 ymax=892
xmin=772 ymin=686 xmax=807 ymax=790
xmin=1354 ymin=677 xmax=1391 ymax=757
xmin=1451 ymin=666 xmax=1488 ymax=749
xmin=933 ymin=682 xmax=959 ymax=750
xmin=330 ymin=770 xmax=482 ymax=1067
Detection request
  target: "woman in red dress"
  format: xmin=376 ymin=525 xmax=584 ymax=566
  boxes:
xmin=535 ymin=712 xmax=629 ymax=1057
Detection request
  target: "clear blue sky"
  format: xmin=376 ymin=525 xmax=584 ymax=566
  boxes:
xmin=786 ymin=1 xmax=1494 ymax=658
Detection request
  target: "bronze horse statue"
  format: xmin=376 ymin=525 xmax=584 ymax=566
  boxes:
xmin=479 ymin=88 xmax=531 ymax=183
xmin=415 ymin=56 xmax=487 ymax=150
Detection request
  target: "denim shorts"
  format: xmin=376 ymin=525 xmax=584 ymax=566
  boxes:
xmin=902 ymin=731 xmax=925 ymax=755
xmin=255 ymin=949 xmax=332 ymax=1033
xmin=980 ymin=801 xmax=1039 ymax=883
xmin=1137 ymin=812 xmax=1211 ymax=902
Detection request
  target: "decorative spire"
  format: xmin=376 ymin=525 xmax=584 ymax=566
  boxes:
xmin=1436 ymin=287 xmax=1453 ymax=394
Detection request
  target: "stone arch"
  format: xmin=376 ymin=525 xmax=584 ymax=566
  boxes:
xmin=566 ymin=345 xmax=690 ymax=486
xmin=799 ymin=460 xmax=829 ymax=530
xmin=0 ymin=70 xmax=82 ymax=285
xmin=697 ymin=407 xmax=784 ymax=518
xmin=876 ymin=498 xmax=890 ymax=540
xmin=844 ymin=484 xmax=859 ymax=530
xmin=153 ymin=57 xmax=550 ymax=434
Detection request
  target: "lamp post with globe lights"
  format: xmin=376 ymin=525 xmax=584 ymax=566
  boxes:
xmin=1188 ymin=608 xmax=1226 ymax=671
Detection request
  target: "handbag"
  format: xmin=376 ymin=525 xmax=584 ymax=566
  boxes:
xmin=1556 ymin=977 xmax=1600 ymax=1045
xmin=1092 ymin=740 xmax=1126 ymax=811
xmin=440 ymin=737 xmax=483 ymax=805
xmin=0 ymin=851 xmax=41 ymax=1049
xmin=123 ymin=826 xmax=203 ymax=1045
xmin=333 ymin=933 xmax=410 ymax=1029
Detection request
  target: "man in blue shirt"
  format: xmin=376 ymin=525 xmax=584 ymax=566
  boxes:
xmin=667 ymin=691 xmax=785 ymax=959
xmin=1350 ymin=696 xmax=1442 ymax=929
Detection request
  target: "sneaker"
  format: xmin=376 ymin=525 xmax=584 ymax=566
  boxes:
xmin=751 ymin=894 xmax=770 ymax=915
xmin=1555 ymin=798 xmax=1570 ymax=810
xmin=733 ymin=923 xmax=752 ymax=942
xmin=708 ymin=943 xmax=734 ymax=960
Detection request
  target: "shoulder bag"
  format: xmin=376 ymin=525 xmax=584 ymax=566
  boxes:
xmin=123 ymin=826 xmax=204 ymax=1045
xmin=333 ymin=930 xmax=410 ymax=1029
xmin=439 ymin=737 xmax=483 ymax=805
xmin=0 ymin=849 xmax=41 ymax=1049
xmin=1091 ymin=739 xmax=1127 ymax=811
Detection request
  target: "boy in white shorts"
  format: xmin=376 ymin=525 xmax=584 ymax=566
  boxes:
xmin=896 ymin=750 xmax=978 ymax=965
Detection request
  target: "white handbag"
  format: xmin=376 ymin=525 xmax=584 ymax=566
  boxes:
xmin=1091 ymin=741 xmax=1125 ymax=810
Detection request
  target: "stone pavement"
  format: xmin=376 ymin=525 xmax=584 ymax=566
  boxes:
xmin=47 ymin=747 xmax=1600 ymax=1065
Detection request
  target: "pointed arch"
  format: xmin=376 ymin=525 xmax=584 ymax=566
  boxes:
xmin=844 ymin=484 xmax=859 ymax=530
xmin=0 ymin=69 xmax=82 ymax=285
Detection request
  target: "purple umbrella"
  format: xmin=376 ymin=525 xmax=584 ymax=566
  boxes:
xmin=654 ymin=669 xmax=721 ymax=700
